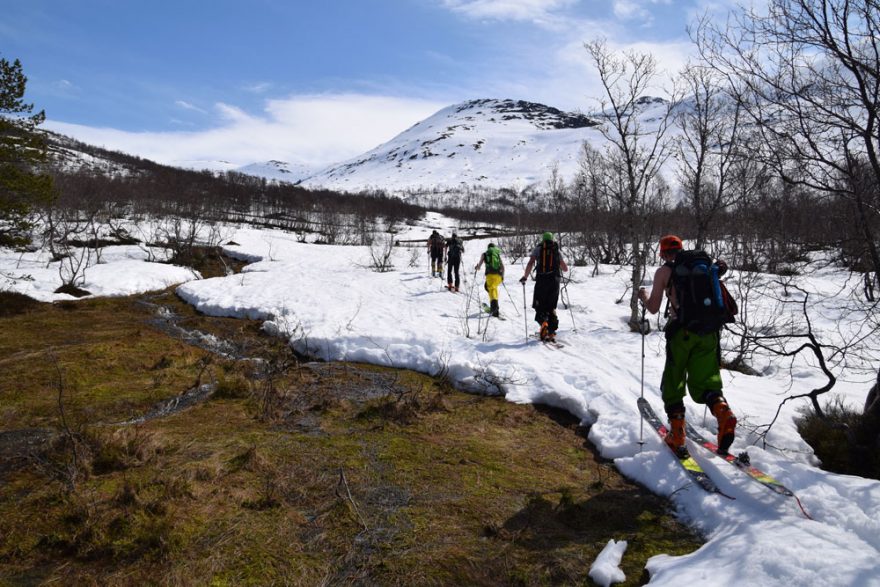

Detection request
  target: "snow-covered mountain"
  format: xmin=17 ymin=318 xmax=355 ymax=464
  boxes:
xmin=43 ymin=97 xmax=679 ymax=199
xmin=295 ymin=98 xmax=610 ymax=194
xmin=42 ymin=132 xmax=320 ymax=184
xmin=235 ymin=159 xmax=319 ymax=183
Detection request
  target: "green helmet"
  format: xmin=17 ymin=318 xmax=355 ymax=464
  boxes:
xmin=542 ymin=232 xmax=553 ymax=242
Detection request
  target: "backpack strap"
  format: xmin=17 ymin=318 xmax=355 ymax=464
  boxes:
xmin=538 ymin=241 xmax=559 ymax=275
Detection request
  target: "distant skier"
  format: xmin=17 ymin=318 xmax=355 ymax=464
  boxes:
xmin=427 ymin=230 xmax=445 ymax=277
xmin=638 ymin=235 xmax=737 ymax=458
xmin=445 ymin=233 xmax=465 ymax=292
xmin=519 ymin=232 xmax=568 ymax=342
xmin=475 ymin=242 xmax=504 ymax=317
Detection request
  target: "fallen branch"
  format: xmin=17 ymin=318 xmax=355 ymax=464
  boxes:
xmin=336 ymin=467 xmax=368 ymax=532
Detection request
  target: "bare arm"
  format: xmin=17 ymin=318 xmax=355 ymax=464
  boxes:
xmin=521 ymin=255 xmax=537 ymax=281
xmin=638 ymin=265 xmax=671 ymax=315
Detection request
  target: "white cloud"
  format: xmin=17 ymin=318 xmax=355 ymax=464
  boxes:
xmin=175 ymin=100 xmax=207 ymax=114
xmin=613 ymin=0 xmax=652 ymax=21
xmin=214 ymin=102 xmax=251 ymax=122
xmin=242 ymin=82 xmax=272 ymax=94
xmin=51 ymin=79 xmax=79 ymax=96
xmin=44 ymin=94 xmax=446 ymax=169
xmin=448 ymin=7 xmax=693 ymax=112
xmin=440 ymin=0 xmax=577 ymax=25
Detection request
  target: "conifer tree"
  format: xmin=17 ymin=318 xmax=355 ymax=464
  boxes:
xmin=0 ymin=56 xmax=54 ymax=246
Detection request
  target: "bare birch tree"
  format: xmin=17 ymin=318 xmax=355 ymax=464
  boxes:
xmin=584 ymin=39 xmax=678 ymax=330
xmin=692 ymin=0 xmax=880 ymax=287
xmin=673 ymin=64 xmax=746 ymax=249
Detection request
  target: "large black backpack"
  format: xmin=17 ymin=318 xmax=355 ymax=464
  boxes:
xmin=668 ymin=250 xmax=736 ymax=334
xmin=536 ymin=241 xmax=561 ymax=276
xmin=447 ymin=237 xmax=464 ymax=260
xmin=429 ymin=233 xmax=445 ymax=253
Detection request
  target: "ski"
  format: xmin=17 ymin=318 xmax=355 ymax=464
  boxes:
xmin=529 ymin=333 xmax=564 ymax=348
xmin=637 ymin=398 xmax=731 ymax=498
xmin=685 ymin=422 xmax=812 ymax=518
xmin=685 ymin=423 xmax=794 ymax=497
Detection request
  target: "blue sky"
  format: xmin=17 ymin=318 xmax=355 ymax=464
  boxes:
xmin=2 ymin=0 xmax=723 ymax=168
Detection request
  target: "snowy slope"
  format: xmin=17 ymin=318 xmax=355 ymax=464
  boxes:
xmin=235 ymin=159 xmax=318 ymax=183
xmin=297 ymin=98 xmax=606 ymax=194
xmin=43 ymin=97 xmax=682 ymax=198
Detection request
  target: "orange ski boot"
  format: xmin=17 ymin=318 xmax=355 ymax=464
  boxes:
xmin=711 ymin=398 xmax=737 ymax=455
xmin=665 ymin=411 xmax=688 ymax=459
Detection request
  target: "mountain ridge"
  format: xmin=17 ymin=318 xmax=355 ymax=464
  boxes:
xmin=42 ymin=96 xmax=677 ymax=201
xmin=291 ymin=97 xmax=611 ymax=195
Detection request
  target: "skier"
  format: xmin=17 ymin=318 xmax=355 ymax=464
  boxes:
xmin=474 ymin=242 xmax=504 ymax=317
xmin=427 ymin=230 xmax=445 ymax=277
xmin=519 ymin=232 xmax=568 ymax=342
xmin=445 ymin=232 xmax=465 ymax=292
xmin=638 ymin=234 xmax=737 ymax=458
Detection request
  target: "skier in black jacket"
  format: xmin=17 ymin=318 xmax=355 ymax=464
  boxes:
xmin=427 ymin=230 xmax=445 ymax=277
xmin=445 ymin=233 xmax=464 ymax=291
xmin=520 ymin=232 xmax=568 ymax=342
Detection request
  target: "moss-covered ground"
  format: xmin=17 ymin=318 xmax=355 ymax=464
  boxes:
xmin=0 ymin=283 xmax=702 ymax=585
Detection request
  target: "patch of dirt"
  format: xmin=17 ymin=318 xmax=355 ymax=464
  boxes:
xmin=0 ymin=428 xmax=56 ymax=475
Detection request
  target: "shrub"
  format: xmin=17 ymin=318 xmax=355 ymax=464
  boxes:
xmin=0 ymin=290 xmax=41 ymax=317
xmin=796 ymin=397 xmax=880 ymax=480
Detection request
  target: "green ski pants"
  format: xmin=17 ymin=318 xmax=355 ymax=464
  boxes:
xmin=661 ymin=328 xmax=723 ymax=409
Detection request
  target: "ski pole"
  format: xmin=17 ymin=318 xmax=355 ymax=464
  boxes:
xmin=465 ymin=267 xmax=477 ymax=338
xmin=638 ymin=301 xmax=647 ymax=452
xmin=562 ymin=273 xmax=576 ymax=332
xmin=476 ymin=271 xmax=483 ymax=336
xmin=521 ymin=281 xmax=529 ymax=343
xmin=501 ymin=280 xmax=521 ymax=316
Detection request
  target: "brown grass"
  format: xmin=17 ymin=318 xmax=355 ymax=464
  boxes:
xmin=0 ymin=287 xmax=702 ymax=585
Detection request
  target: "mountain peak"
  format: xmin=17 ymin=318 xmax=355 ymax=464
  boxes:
xmin=451 ymin=98 xmax=597 ymax=130
xmin=294 ymin=98 xmax=604 ymax=196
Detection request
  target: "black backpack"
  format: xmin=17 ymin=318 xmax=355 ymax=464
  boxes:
xmin=536 ymin=241 xmax=561 ymax=276
xmin=447 ymin=237 xmax=464 ymax=259
xmin=668 ymin=250 xmax=736 ymax=334
xmin=429 ymin=233 xmax=444 ymax=252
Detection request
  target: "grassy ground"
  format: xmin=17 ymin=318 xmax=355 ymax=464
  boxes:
xmin=0 ymin=282 xmax=702 ymax=585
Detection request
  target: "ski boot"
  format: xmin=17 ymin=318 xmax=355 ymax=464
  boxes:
xmin=710 ymin=397 xmax=737 ymax=455
xmin=490 ymin=299 xmax=500 ymax=318
xmin=539 ymin=321 xmax=550 ymax=341
xmin=665 ymin=408 xmax=689 ymax=459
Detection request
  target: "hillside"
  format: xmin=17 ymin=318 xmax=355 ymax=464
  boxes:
xmin=41 ymin=97 xmax=680 ymax=206
xmin=295 ymin=98 xmax=605 ymax=194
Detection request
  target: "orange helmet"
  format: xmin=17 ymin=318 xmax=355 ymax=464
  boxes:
xmin=659 ymin=235 xmax=683 ymax=253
